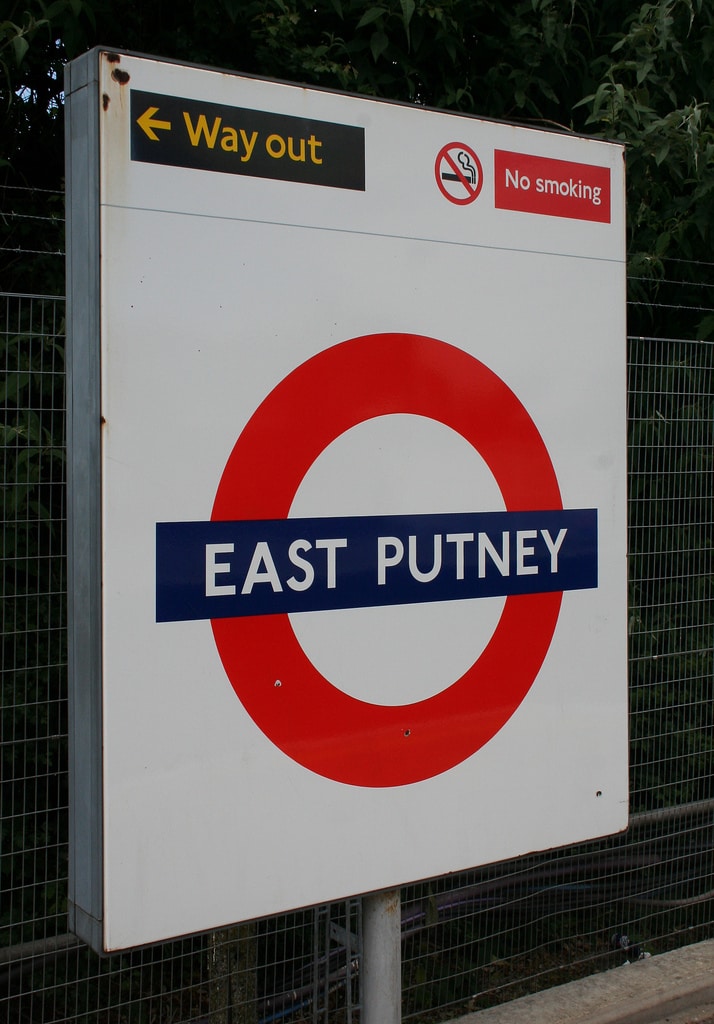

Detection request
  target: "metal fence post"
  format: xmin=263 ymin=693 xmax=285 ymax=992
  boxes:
xmin=362 ymin=889 xmax=401 ymax=1024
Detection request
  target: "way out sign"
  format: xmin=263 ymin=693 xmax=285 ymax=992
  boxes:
xmin=66 ymin=49 xmax=628 ymax=953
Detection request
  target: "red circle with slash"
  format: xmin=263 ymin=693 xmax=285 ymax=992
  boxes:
xmin=435 ymin=142 xmax=484 ymax=205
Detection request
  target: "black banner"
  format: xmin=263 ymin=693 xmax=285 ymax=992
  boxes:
xmin=130 ymin=89 xmax=365 ymax=191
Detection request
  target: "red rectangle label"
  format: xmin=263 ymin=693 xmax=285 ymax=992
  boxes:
xmin=494 ymin=150 xmax=611 ymax=223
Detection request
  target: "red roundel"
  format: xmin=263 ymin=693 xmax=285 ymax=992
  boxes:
xmin=211 ymin=333 xmax=562 ymax=787
xmin=435 ymin=142 xmax=484 ymax=205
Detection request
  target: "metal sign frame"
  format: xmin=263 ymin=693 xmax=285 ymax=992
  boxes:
xmin=66 ymin=48 xmax=628 ymax=953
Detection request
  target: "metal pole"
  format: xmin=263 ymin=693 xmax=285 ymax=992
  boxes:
xmin=362 ymin=889 xmax=401 ymax=1024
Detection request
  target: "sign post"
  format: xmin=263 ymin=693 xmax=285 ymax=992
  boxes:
xmin=66 ymin=48 xmax=628 ymax=962
xmin=362 ymin=890 xmax=402 ymax=1024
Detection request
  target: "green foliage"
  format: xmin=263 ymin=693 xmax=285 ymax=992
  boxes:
xmin=576 ymin=1 xmax=714 ymax=322
xmin=0 ymin=9 xmax=47 ymax=79
xmin=1 ymin=300 xmax=67 ymax=949
xmin=2 ymin=0 xmax=713 ymax=316
xmin=0 ymin=1 xmax=94 ymax=171
xmin=1 ymin=2 xmax=713 ymax=266
xmin=627 ymin=337 xmax=714 ymax=810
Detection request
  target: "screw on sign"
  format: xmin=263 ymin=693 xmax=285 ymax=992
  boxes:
xmin=209 ymin=333 xmax=565 ymax=788
xmin=435 ymin=143 xmax=484 ymax=205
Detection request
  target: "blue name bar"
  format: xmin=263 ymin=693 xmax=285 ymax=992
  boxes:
xmin=156 ymin=509 xmax=597 ymax=622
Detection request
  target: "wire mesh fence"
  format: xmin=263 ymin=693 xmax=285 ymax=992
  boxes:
xmin=1 ymin=220 xmax=713 ymax=1022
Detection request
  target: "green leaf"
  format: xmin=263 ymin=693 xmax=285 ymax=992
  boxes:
xmin=400 ymin=0 xmax=415 ymax=29
xmin=696 ymin=313 xmax=714 ymax=339
xmin=400 ymin=0 xmax=415 ymax=47
xmin=42 ymin=1 xmax=68 ymax=19
xmin=0 ymin=371 xmax=30 ymax=404
xmin=573 ymin=93 xmax=596 ymax=110
xmin=11 ymin=34 xmax=29 ymax=65
xmin=0 ymin=424 xmax=24 ymax=445
xmin=356 ymin=7 xmax=385 ymax=29
xmin=370 ymin=28 xmax=389 ymax=61
xmin=636 ymin=59 xmax=654 ymax=84
xmin=654 ymin=230 xmax=671 ymax=255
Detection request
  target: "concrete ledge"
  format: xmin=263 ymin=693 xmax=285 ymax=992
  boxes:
xmin=452 ymin=940 xmax=714 ymax=1024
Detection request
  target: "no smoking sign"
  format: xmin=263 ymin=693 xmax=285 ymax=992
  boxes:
xmin=435 ymin=142 xmax=484 ymax=204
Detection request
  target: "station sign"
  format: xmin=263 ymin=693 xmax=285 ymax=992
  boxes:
xmin=66 ymin=48 xmax=628 ymax=953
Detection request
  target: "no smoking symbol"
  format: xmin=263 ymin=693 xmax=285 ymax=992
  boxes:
xmin=435 ymin=142 xmax=484 ymax=205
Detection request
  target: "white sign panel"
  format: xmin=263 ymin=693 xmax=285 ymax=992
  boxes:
xmin=66 ymin=49 xmax=628 ymax=952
